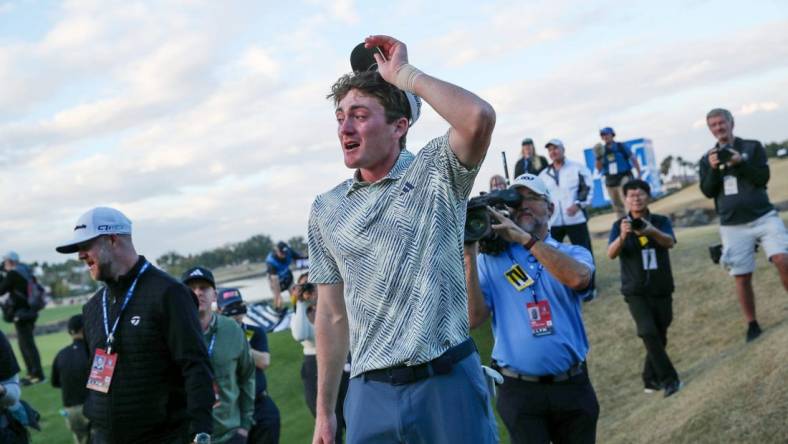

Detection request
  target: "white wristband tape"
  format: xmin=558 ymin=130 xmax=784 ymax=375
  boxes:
xmin=394 ymin=63 xmax=424 ymax=93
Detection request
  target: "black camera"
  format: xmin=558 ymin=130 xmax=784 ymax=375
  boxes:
xmin=295 ymin=283 xmax=315 ymax=294
xmin=716 ymin=147 xmax=734 ymax=165
xmin=465 ymin=189 xmax=523 ymax=243
xmin=708 ymin=244 xmax=722 ymax=264
xmin=630 ymin=217 xmax=646 ymax=231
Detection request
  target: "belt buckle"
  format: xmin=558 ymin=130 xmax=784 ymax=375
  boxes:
xmin=389 ymin=367 xmax=415 ymax=385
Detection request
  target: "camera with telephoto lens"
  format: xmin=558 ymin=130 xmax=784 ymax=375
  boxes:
xmin=629 ymin=217 xmax=646 ymax=231
xmin=465 ymin=189 xmax=523 ymax=254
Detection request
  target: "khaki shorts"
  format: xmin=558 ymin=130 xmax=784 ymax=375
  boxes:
xmin=719 ymin=210 xmax=788 ymax=275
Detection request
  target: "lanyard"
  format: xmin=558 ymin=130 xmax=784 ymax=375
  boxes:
xmin=207 ymin=333 xmax=217 ymax=358
xmin=102 ymin=261 xmax=150 ymax=354
xmin=506 ymin=248 xmax=543 ymax=304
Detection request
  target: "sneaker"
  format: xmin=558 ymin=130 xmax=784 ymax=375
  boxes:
xmin=31 ymin=375 xmax=46 ymax=385
xmin=21 ymin=376 xmax=46 ymax=386
xmin=643 ymin=380 xmax=662 ymax=394
xmin=663 ymin=380 xmax=683 ymax=398
xmin=746 ymin=321 xmax=762 ymax=342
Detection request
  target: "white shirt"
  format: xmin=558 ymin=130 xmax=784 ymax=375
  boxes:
xmin=539 ymin=159 xmax=594 ymax=227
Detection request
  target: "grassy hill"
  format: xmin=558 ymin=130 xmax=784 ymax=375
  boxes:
xmin=7 ymin=159 xmax=788 ymax=443
xmin=588 ymin=157 xmax=788 ymax=235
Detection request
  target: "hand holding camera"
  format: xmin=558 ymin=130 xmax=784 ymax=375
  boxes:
xmin=709 ymin=145 xmax=742 ymax=170
xmin=294 ymin=283 xmax=316 ymax=303
xmin=487 ymin=206 xmax=531 ymax=245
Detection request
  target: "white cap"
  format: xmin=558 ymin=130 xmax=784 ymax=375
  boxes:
xmin=545 ymin=139 xmax=564 ymax=149
xmin=56 ymin=207 xmax=132 ymax=254
xmin=509 ymin=174 xmax=551 ymax=200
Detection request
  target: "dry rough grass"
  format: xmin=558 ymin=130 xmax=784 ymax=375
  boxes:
xmin=587 ymin=211 xmax=788 ymax=443
xmin=588 ymin=157 xmax=788 ymax=235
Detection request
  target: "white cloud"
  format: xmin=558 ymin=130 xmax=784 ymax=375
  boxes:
xmin=331 ymin=0 xmax=360 ymax=24
xmin=739 ymin=101 xmax=779 ymax=115
xmin=2 ymin=1 xmax=788 ymax=263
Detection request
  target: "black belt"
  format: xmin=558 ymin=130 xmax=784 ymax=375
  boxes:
xmin=362 ymin=338 xmax=476 ymax=385
xmin=500 ymin=362 xmax=585 ymax=384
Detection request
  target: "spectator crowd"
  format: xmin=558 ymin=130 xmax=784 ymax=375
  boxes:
xmin=1 ymin=34 xmax=787 ymax=444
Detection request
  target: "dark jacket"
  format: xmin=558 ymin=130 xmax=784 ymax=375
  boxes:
xmin=514 ymin=155 xmax=548 ymax=178
xmin=698 ymin=137 xmax=773 ymax=225
xmin=0 ymin=269 xmax=35 ymax=323
xmin=609 ymin=213 xmax=676 ymax=297
xmin=82 ymin=256 xmax=213 ymax=443
xmin=0 ymin=330 xmax=20 ymax=381
xmin=51 ymin=339 xmax=90 ymax=407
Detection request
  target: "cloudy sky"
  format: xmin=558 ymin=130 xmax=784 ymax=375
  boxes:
xmin=1 ymin=0 xmax=786 ymax=264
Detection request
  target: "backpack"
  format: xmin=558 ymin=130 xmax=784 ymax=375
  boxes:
xmin=25 ymin=278 xmax=46 ymax=312
xmin=13 ymin=265 xmax=46 ymax=313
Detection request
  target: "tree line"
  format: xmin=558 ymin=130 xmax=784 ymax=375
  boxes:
xmin=155 ymin=234 xmax=307 ymax=279
xmin=26 ymin=234 xmax=307 ymax=300
xmin=659 ymin=138 xmax=788 ymax=183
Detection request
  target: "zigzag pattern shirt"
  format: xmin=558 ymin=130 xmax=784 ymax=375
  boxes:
xmin=308 ymin=132 xmax=481 ymax=377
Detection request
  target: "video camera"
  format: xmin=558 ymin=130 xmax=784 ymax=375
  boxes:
xmin=465 ymin=188 xmax=523 ymax=255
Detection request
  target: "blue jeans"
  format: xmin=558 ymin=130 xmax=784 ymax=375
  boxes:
xmin=344 ymin=353 xmax=498 ymax=444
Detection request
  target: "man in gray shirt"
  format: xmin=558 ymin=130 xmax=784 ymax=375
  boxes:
xmin=308 ymin=35 xmax=496 ymax=444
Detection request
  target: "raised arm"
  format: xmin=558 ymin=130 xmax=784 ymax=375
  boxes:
xmin=312 ymin=283 xmax=349 ymax=444
xmin=366 ymin=35 xmax=496 ymax=167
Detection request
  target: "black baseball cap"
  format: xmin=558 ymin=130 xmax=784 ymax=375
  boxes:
xmin=521 ymin=138 xmax=534 ymax=145
xmin=67 ymin=314 xmax=84 ymax=333
xmin=181 ymin=266 xmax=216 ymax=289
xmin=217 ymin=288 xmax=247 ymax=316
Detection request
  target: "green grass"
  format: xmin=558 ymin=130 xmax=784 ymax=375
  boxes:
xmin=10 ymin=318 xmax=502 ymax=444
xmin=1 ymin=304 xmax=83 ymax=335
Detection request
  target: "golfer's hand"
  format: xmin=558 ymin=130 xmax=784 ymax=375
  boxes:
xmin=365 ymin=35 xmax=408 ymax=85
xmin=312 ymin=413 xmax=338 ymax=444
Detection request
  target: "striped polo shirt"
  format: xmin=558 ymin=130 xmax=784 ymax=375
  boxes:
xmin=308 ymin=132 xmax=481 ymax=377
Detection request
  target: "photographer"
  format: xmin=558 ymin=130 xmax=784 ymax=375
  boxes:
xmin=464 ymin=174 xmax=599 ymax=444
xmin=290 ymin=273 xmax=349 ymax=443
xmin=594 ymin=127 xmax=641 ymax=219
xmin=607 ymin=180 xmax=681 ymax=397
xmin=0 ymin=252 xmax=45 ymax=386
xmin=266 ymin=242 xmax=306 ymax=311
xmin=699 ymin=108 xmax=788 ymax=342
